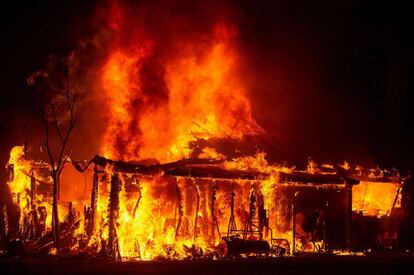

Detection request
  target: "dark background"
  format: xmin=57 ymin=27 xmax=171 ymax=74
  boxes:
xmin=0 ymin=0 xmax=412 ymax=174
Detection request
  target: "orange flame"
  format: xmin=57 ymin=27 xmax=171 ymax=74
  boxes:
xmin=101 ymin=21 xmax=260 ymax=162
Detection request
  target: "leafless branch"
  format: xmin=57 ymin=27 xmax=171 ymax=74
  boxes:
xmin=38 ymin=57 xmax=78 ymax=249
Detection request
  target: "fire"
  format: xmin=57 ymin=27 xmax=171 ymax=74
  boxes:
xmin=6 ymin=146 xmax=55 ymax=235
xmin=89 ymin=173 xmax=257 ymax=259
xmin=7 ymin=146 xmax=31 ymax=196
xmin=101 ymin=14 xmax=260 ymax=162
xmin=6 ymin=147 xmax=403 ymax=259
xmin=352 ymin=181 xmax=401 ymax=217
xmin=95 ymin=8 xmax=272 ymax=257
xmin=3 ymin=0 xmax=406 ymax=262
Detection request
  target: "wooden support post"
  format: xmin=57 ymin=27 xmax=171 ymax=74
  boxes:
xmin=0 ymin=205 xmax=8 ymax=238
xmin=210 ymin=181 xmax=221 ymax=241
xmin=108 ymin=173 xmax=121 ymax=259
xmin=132 ymin=177 xmax=142 ymax=218
xmin=227 ymin=190 xmax=237 ymax=238
xmin=175 ymin=178 xmax=183 ymax=241
xmin=67 ymin=201 xmax=74 ymax=224
xmin=243 ymin=187 xmax=257 ymax=240
xmin=345 ymin=183 xmax=353 ymax=250
xmin=87 ymin=165 xmax=99 ymax=237
xmin=193 ymin=179 xmax=200 ymax=241
xmin=292 ymin=191 xmax=298 ymax=254
xmin=30 ymin=172 xmax=38 ymax=239
xmin=323 ymin=199 xmax=328 ymax=251
xmin=258 ymin=192 xmax=265 ymax=240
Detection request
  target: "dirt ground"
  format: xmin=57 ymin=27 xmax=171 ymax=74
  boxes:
xmin=1 ymin=253 xmax=414 ymax=274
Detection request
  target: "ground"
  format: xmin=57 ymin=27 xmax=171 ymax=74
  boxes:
xmin=1 ymin=253 xmax=414 ymax=274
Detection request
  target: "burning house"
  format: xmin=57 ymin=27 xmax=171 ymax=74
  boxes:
xmin=2 ymin=145 xmax=404 ymax=260
xmin=0 ymin=0 xmax=412 ymax=272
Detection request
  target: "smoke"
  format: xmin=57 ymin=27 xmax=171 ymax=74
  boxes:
xmin=236 ymin=1 xmax=377 ymax=166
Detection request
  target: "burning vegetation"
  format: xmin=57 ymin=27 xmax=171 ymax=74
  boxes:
xmin=0 ymin=0 xmax=410 ymax=263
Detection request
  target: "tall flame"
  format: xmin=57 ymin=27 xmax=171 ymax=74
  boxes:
xmin=100 ymin=7 xmax=260 ymax=162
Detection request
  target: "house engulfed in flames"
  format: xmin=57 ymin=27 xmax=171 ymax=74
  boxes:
xmin=3 ymin=145 xmax=403 ymax=260
xmin=0 ymin=1 xmax=407 ymax=261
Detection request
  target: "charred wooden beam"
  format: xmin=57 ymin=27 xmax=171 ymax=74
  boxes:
xmin=0 ymin=205 xmax=8 ymax=238
xmin=83 ymin=155 xmax=380 ymax=187
xmin=92 ymin=155 xmax=159 ymax=174
xmin=193 ymin=179 xmax=200 ymax=241
xmin=345 ymin=184 xmax=352 ymax=250
xmin=227 ymin=190 xmax=237 ymax=238
xmin=257 ymin=191 xmax=266 ymax=240
xmin=174 ymin=178 xmax=184 ymax=241
xmin=90 ymin=155 xmax=224 ymax=174
xmin=165 ymin=166 xmax=264 ymax=180
xmin=292 ymin=192 xmax=297 ymax=254
xmin=132 ymin=178 xmax=142 ymax=218
xmin=336 ymin=166 xmax=400 ymax=183
xmin=87 ymin=165 xmax=99 ymax=237
xmin=30 ymin=172 xmax=38 ymax=239
xmin=210 ymin=182 xmax=221 ymax=241
xmin=279 ymin=171 xmax=358 ymax=185
xmin=108 ymin=173 xmax=121 ymax=259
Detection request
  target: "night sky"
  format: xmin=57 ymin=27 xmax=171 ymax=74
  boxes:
xmin=0 ymin=0 xmax=412 ymax=174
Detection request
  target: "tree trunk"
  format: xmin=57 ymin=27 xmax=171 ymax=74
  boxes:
xmin=52 ymin=174 xmax=60 ymax=248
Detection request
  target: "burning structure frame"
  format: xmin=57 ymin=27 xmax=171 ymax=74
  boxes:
xmin=2 ymin=149 xmax=404 ymax=260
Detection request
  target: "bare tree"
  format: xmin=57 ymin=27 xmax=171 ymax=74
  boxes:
xmin=36 ymin=60 xmax=77 ymax=249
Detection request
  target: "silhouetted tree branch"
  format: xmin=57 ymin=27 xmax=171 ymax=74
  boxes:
xmin=35 ymin=57 xmax=78 ymax=250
